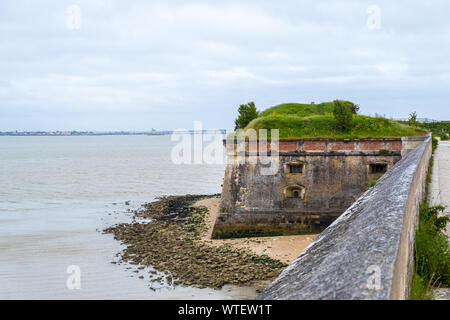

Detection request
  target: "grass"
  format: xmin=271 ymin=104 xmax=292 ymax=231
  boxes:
xmin=414 ymin=205 xmax=450 ymax=285
xmin=240 ymin=102 xmax=427 ymax=139
xmin=424 ymin=137 xmax=438 ymax=199
xmin=410 ymin=272 xmax=434 ymax=300
xmin=410 ymin=137 xmax=449 ymax=300
xmin=259 ymin=102 xmax=336 ymax=118
xmin=410 ymin=204 xmax=450 ymax=299
xmin=432 ymin=137 xmax=439 ymax=153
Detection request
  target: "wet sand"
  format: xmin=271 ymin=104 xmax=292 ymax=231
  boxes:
xmin=195 ymin=197 xmax=318 ymax=264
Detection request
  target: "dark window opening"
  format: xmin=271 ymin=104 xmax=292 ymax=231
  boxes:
xmin=286 ymin=186 xmax=305 ymax=199
xmin=370 ymin=164 xmax=387 ymax=174
xmin=289 ymin=164 xmax=303 ymax=174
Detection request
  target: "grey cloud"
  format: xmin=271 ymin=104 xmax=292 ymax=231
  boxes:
xmin=1 ymin=0 xmax=450 ymax=131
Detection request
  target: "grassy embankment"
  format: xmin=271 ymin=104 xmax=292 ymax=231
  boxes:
xmin=410 ymin=137 xmax=450 ymax=300
xmin=241 ymin=102 xmax=427 ymax=139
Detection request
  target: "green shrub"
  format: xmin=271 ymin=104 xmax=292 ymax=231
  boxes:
xmin=432 ymin=137 xmax=439 ymax=153
xmin=425 ymin=155 xmax=434 ymax=198
xmin=408 ymin=111 xmax=418 ymax=128
xmin=410 ymin=272 xmax=433 ymax=300
xmin=234 ymin=102 xmax=259 ymax=130
xmin=368 ymin=180 xmax=377 ymax=188
xmin=414 ymin=205 xmax=450 ymax=287
xmin=333 ymin=100 xmax=353 ymax=132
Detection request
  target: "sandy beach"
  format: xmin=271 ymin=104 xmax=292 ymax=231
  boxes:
xmin=195 ymin=197 xmax=318 ymax=264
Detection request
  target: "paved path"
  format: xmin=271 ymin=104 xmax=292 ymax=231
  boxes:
xmin=429 ymin=139 xmax=450 ymax=300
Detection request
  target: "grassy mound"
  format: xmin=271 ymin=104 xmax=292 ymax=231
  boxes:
xmin=242 ymin=102 xmax=427 ymax=139
xmin=259 ymin=102 xmax=336 ymax=118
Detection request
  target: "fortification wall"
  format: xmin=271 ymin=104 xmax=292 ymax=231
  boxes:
xmin=214 ymin=137 xmax=426 ymax=236
xmin=256 ymin=134 xmax=432 ymax=300
xmin=218 ymin=153 xmax=401 ymax=230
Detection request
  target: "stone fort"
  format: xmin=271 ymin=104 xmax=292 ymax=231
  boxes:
xmin=212 ymin=135 xmax=426 ymax=237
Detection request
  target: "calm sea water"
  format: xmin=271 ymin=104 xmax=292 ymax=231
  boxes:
xmin=0 ymin=135 xmax=253 ymax=299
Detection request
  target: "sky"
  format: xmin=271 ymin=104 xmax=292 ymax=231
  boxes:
xmin=1 ymin=0 xmax=450 ymax=131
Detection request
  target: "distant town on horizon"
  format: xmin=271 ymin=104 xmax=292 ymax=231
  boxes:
xmin=0 ymin=129 xmax=228 ymax=136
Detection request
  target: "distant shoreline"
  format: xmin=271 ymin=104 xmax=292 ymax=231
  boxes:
xmin=0 ymin=129 xmax=227 ymax=137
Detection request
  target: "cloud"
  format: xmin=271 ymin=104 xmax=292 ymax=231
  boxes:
xmin=1 ymin=0 xmax=450 ymax=131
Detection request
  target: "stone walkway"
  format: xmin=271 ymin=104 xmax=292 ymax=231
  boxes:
xmin=429 ymin=139 xmax=450 ymax=300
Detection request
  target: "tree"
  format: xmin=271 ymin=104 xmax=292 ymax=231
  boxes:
xmin=349 ymin=102 xmax=360 ymax=114
xmin=333 ymin=100 xmax=353 ymax=131
xmin=234 ymin=102 xmax=259 ymax=130
xmin=409 ymin=111 xmax=418 ymax=128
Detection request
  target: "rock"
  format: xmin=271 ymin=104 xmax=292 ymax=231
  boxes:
xmin=104 ymin=194 xmax=284 ymax=290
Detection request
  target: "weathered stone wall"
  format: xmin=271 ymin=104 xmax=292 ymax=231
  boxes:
xmin=218 ymin=152 xmax=401 ymax=229
xmin=256 ymin=134 xmax=432 ymax=300
xmin=214 ymin=137 xmax=427 ymax=235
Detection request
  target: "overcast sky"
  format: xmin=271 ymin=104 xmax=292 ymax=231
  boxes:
xmin=1 ymin=0 xmax=449 ymax=131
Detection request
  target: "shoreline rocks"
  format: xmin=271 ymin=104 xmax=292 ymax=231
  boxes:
xmin=104 ymin=194 xmax=287 ymax=290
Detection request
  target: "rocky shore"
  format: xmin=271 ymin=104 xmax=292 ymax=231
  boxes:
xmin=104 ymin=195 xmax=288 ymax=290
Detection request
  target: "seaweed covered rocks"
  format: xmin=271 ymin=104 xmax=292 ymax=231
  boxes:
xmin=104 ymin=195 xmax=286 ymax=289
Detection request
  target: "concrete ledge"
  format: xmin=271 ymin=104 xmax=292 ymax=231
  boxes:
xmin=256 ymin=134 xmax=432 ymax=300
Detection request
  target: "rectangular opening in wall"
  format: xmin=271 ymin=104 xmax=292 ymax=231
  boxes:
xmin=289 ymin=164 xmax=303 ymax=174
xmin=370 ymin=164 xmax=387 ymax=174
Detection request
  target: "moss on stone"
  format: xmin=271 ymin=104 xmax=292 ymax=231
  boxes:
xmin=212 ymin=223 xmax=322 ymax=239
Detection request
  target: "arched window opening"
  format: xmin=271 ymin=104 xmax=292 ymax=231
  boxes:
xmin=283 ymin=185 xmax=306 ymax=199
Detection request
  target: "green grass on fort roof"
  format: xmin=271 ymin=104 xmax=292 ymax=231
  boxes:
xmin=258 ymin=102 xmax=336 ymax=118
xmin=240 ymin=102 xmax=427 ymax=139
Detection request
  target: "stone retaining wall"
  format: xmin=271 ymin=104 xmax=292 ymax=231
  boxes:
xmin=256 ymin=134 xmax=432 ymax=300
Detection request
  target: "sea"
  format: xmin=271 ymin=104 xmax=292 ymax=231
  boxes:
xmin=0 ymin=135 xmax=255 ymax=299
